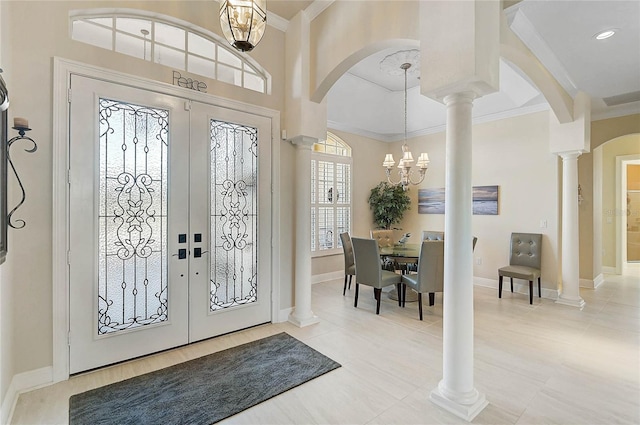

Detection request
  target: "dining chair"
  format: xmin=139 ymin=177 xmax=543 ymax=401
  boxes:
xmin=422 ymin=230 xmax=478 ymax=251
xmin=400 ymin=240 xmax=444 ymax=320
xmin=498 ymin=232 xmax=542 ymax=304
xmin=370 ymin=229 xmax=395 ymax=270
xmin=339 ymin=232 xmax=355 ymax=296
xmin=351 ymin=237 xmax=402 ymax=314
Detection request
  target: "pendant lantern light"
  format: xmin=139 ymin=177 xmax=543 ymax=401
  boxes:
xmin=219 ymin=0 xmax=267 ymax=52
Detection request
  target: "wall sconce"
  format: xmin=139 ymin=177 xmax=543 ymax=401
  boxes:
xmin=578 ymin=184 xmax=584 ymax=205
xmin=7 ymin=117 xmax=37 ymax=228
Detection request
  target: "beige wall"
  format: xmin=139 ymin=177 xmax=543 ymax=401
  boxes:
xmin=314 ymin=111 xmax=561 ymax=292
xmin=579 ymin=114 xmax=640 ymax=279
xmin=3 ymin=0 xmax=287 ymax=380
xmin=400 ymin=111 xmax=560 ymax=289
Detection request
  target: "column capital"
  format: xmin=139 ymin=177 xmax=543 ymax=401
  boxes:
xmin=289 ymin=135 xmax=317 ymax=149
xmin=557 ymin=150 xmax=584 ymax=161
xmin=443 ymin=92 xmax=477 ymax=107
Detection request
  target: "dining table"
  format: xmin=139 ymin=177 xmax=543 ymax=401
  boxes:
xmin=379 ymin=243 xmax=421 ymax=302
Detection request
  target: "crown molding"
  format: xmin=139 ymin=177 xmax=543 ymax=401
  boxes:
xmin=305 ymin=1 xmax=335 ymax=21
xmin=267 ymin=11 xmax=288 ymax=32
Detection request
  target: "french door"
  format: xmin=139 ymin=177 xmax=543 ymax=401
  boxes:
xmin=69 ymin=75 xmax=271 ymax=373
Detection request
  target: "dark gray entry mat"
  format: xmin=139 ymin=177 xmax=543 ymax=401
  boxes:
xmin=69 ymin=332 xmax=341 ymax=424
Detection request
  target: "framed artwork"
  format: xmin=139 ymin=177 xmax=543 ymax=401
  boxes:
xmin=418 ymin=185 xmax=499 ymax=215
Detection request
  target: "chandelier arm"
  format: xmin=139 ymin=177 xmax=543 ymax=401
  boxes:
xmin=406 ymin=169 xmax=427 ymax=186
xmin=385 ymin=169 xmax=403 ymax=186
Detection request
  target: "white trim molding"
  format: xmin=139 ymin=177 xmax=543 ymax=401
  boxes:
xmin=1 ymin=367 xmax=53 ymax=425
xmin=312 ymin=271 xmax=343 ymax=285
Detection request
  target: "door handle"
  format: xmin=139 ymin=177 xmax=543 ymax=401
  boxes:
xmin=172 ymin=248 xmax=187 ymax=259
xmin=194 ymin=247 xmax=209 ymax=258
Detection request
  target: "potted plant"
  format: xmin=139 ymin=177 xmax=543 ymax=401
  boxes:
xmin=368 ymin=182 xmax=411 ymax=229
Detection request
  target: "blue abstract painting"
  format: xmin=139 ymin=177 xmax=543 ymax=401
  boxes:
xmin=418 ymin=185 xmax=499 ymax=215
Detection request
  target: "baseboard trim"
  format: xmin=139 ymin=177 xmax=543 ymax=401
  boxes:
xmin=277 ymin=307 xmax=293 ymax=323
xmin=1 ymin=366 xmax=53 ymax=425
xmin=579 ymin=278 xmax=594 ymax=289
xmin=593 ymin=273 xmax=605 ymax=288
xmin=311 ymin=271 xmax=343 ymax=284
xmin=473 ymin=276 xmax=558 ymax=300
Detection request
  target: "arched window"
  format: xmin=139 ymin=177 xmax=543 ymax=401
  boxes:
xmin=311 ymin=132 xmax=352 ymax=255
xmin=70 ymin=9 xmax=270 ymax=94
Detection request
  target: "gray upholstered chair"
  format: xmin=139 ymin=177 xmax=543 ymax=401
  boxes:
xmin=422 ymin=230 xmax=478 ymax=251
xmin=401 ymin=240 xmax=444 ymax=320
xmin=351 ymin=237 xmax=402 ymax=314
xmin=498 ymin=233 xmax=542 ymax=304
xmin=339 ymin=232 xmax=355 ymax=296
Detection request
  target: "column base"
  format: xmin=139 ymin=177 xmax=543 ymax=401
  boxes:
xmin=288 ymin=311 xmax=320 ymax=328
xmin=430 ymin=384 xmax=488 ymax=422
xmin=555 ymin=295 xmax=585 ymax=309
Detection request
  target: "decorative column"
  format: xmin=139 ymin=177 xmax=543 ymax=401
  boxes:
xmin=430 ymin=92 xmax=488 ymax=421
xmin=288 ymin=135 xmax=320 ymax=327
xmin=556 ymin=151 xmax=585 ymax=308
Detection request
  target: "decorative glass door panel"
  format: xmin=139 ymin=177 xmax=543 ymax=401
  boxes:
xmin=98 ymin=99 xmax=169 ymax=334
xmin=69 ymin=76 xmax=190 ymax=374
xmin=210 ymin=120 xmax=258 ymax=311
xmin=188 ymin=103 xmax=271 ymax=342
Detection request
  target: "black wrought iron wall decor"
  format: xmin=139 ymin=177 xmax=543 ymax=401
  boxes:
xmin=0 ymin=68 xmax=37 ymax=266
xmin=7 ymin=118 xmax=37 ymax=229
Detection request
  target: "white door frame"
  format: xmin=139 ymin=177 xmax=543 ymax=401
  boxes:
xmin=52 ymin=57 xmax=281 ymax=382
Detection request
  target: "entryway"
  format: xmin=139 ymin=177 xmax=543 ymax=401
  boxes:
xmin=67 ymin=75 xmax=272 ymax=373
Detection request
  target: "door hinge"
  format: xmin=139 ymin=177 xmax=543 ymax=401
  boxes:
xmin=67 ymin=168 xmax=71 ymax=185
xmin=184 ymin=100 xmax=191 ymax=111
xmin=67 ymin=88 xmax=72 ymax=103
xmin=67 ymin=250 xmax=71 ymax=265
xmin=67 ymin=331 xmax=72 ymax=346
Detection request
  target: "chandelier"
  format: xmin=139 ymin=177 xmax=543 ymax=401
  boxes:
xmin=381 ymin=51 xmax=429 ymax=191
xmin=219 ymin=0 xmax=267 ymax=52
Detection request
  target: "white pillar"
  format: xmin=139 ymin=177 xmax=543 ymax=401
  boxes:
xmin=288 ymin=135 xmax=320 ymax=327
xmin=430 ymin=92 xmax=488 ymax=421
xmin=556 ymin=151 xmax=585 ymax=309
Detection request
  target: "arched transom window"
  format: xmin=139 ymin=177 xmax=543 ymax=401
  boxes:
xmin=70 ymin=10 xmax=270 ymax=94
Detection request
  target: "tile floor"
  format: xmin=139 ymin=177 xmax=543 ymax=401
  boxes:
xmin=10 ymin=273 xmax=640 ymax=424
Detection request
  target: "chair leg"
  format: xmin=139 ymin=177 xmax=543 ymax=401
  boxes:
xmin=529 ymin=280 xmax=533 ymax=304
xmin=498 ymin=275 xmax=503 ymax=298
xmin=374 ymin=288 xmax=382 ymax=314
xmin=343 ymin=275 xmax=348 ymax=296
xmin=354 ymin=283 xmax=359 ymax=307
xmin=348 ymin=275 xmax=352 ymax=289
xmin=396 ymin=283 xmax=402 ymax=307
xmin=418 ymin=293 xmax=423 ymax=321
xmin=429 ymin=292 xmax=435 ymax=306
xmin=510 ymin=277 xmax=514 ymax=293
xmin=538 ymin=277 xmax=541 ymax=298
xmin=402 ymin=284 xmax=407 ymax=308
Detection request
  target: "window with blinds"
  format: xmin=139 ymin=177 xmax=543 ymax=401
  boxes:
xmin=311 ymin=132 xmax=352 ymax=256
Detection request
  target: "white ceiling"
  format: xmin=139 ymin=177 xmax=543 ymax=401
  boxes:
xmin=270 ymin=0 xmax=640 ymax=142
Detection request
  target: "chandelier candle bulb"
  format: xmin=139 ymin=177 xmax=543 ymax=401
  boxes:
xmin=13 ymin=117 xmax=28 ymax=129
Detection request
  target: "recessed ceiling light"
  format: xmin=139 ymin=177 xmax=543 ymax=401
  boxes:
xmin=595 ymin=29 xmax=616 ymax=40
